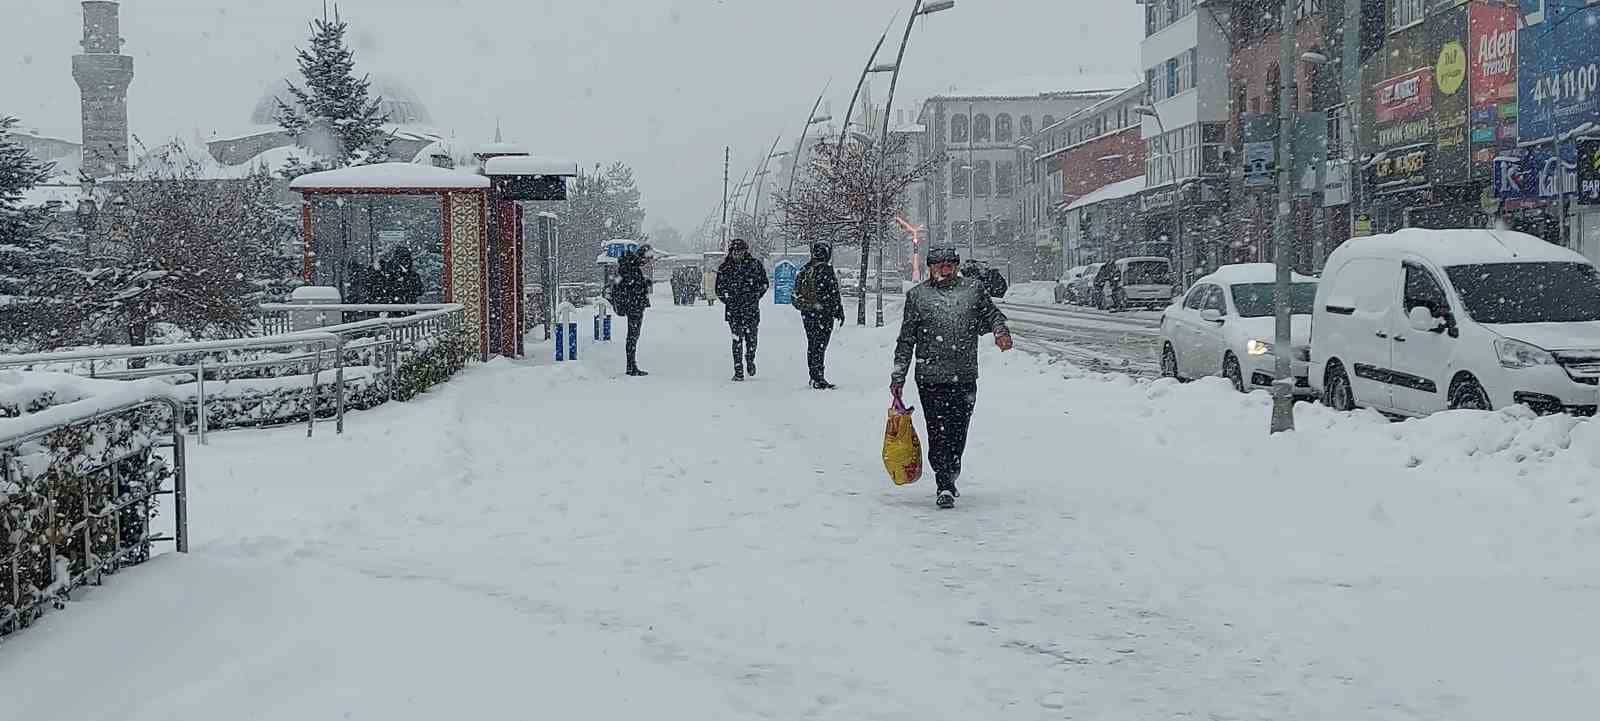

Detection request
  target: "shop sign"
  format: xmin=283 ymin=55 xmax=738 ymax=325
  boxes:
xmin=1493 ymin=147 xmax=1579 ymax=200
xmin=1519 ymin=0 xmax=1600 ymax=142
xmin=1376 ymin=68 xmax=1435 ymax=124
xmin=1370 ymin=144 xmax=1432 ymax=193
xmin=1577 ymin=138 xmax=1600 ymax=205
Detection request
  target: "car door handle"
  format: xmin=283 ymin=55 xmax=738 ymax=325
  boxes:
xmin=1375 ymin=331 xmax=1389 ymax=339
xmin=1394 ymin=335 xmax=1407 ymax=343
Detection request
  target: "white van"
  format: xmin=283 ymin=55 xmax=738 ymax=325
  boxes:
xmin=1093 ymin=256 xmax=1174 ymax=310
xmin=1310 ymin=228 xmax=1600 ymax=417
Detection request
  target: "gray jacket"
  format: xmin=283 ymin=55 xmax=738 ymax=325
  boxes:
xmin=892 ymin=276 xmax=1010 ymax=386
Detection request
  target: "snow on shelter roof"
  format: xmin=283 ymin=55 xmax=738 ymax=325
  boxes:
xmin=1335 ymin=228 xmax=1588 ymax=267
xmin=289 ymin=162 xmax=489 ymax=192
xmin=483 ymin=156 xmax=580 ymax=177
xmin=1063 ymin=175 xmax=1146 ymax=212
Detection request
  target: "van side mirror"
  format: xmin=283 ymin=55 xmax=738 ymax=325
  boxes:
xmin=1408 ymin=306 xmax=1447 ymax=333
xmin=1200 ymin=308 xmax=1225 ymax=323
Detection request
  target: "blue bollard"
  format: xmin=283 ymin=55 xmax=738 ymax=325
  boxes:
xmin=602 ymin=314 xmax=612 ymax=341
xmin=554 ymin=323 xmax=566 ymax=361
xmin=567 ymin=322 xmax=579 ymax=359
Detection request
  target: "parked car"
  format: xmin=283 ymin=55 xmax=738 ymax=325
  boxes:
xmin=1160 ymin=263 xmax=1318 ymax=394
xmin=1092 ymin=256 xmax=1175 ymax=310
xmin=1055 ymin=266 xmax=1090 ymax=303
xmin=1065 ymin=262 xmax=1104 ymax=305
xmin=1310 ymin=228 xmax=1600 ymax=417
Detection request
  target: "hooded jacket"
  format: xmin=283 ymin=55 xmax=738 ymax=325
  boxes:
xmin=891 ymin=275 xmax=1010 ymax=386
xmin=716 ymin=249 xmax=769 ymax=324
xmin=611 ymin=249 xmax=653 ymax=315
xmin=795 ymin=245 xmax=844 ymax=320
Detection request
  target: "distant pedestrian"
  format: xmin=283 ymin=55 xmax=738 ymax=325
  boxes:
xmin=716 ymin=238 xmax=769 ymax=381
xmin=669 ymin=268 xmax=685 ymax=305
xmin=610 ymin=244 xmax=655 ymax=376
xmin=791 ymin=241 xmax=845 ymax=389
xmin=890 ymin=245 xmax=1012 ymax=509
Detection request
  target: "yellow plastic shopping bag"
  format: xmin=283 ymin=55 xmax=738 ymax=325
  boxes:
xmin=882 ymin=399 xmax=924 ymax=486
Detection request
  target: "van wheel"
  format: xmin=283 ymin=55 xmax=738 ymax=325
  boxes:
xmin=1449 ymin=377 xmax=1491 ymax=411
xmin=1161 ymin=344 xmax=1181 ymax=380
xmin=1324 ymin=364 xmax=1355 ymax=411
xmin=1223 ymin=354 xmax=1245 ymax=393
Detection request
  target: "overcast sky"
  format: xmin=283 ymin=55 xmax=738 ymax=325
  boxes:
xmin=2 ymin=0 xmax=1141 ymax=234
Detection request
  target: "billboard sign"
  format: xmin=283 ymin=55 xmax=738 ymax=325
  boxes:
xmin=1376 ymin=68 xmax=1435 ymax=124
xmin=1469 ymin=3 xmax=1519 ymax=166
xmin=1518 ymin=0 xmax=1600 ymax=142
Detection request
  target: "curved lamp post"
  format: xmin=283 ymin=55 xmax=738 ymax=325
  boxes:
xmin=781 ymin=88 xmax=834 ymax=257
xmin=863 ymin=0 xmax=956 ymax=327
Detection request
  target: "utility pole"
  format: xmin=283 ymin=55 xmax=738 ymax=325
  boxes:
xmin=721 ymin=146 xmax=730 ymax=251
xmin=1270 ymin=0 xmax=1298 ymax=434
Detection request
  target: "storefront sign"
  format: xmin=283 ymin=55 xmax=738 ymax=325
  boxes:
xmin=1470 ymin=3 xmax=1519 ymax=172
xmin=1241 ymin=114 xmax=1277 ymax=188
xmin=1323 ymin=161 xmax=1353 ymax=207
xmin=1437 ymin=40 xmax=1468 ymax=96
xmin=1376 ymin=68 xmax=1435 ymax=124
xmin=1493 ymin=147 xmax=1579 ymax=200
xmin=1353 ymin=214 xmax=1374 ymax=237
xmin=1430 ymin=6 xmax=1472 ymax=187
xmin=1577 ymin=138 xmax=1600 ymax=204
xmin=1518 ymin=0 xmax=1600 ymax=142
xmin=1374 ymin=145 xmax=1432 ymax=190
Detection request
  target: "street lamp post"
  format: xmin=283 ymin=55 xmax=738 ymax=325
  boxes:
xmin=781 ymin=82 xmax=834 ymax=257
xmin=864 ymin=0 xmax=956 ymax=327
xmin=1134 ymin=104 xmax=1183 ymax=290
xmin=755 ymin=149 xmax=789 ymax=244
xmin=1270 ymin=0 xmax=1299 ymax=434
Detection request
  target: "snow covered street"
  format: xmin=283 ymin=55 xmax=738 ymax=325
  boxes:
xmin=5 ymin=291 xmax=1600 ymax=720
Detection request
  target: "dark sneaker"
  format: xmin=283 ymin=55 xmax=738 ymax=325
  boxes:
xmin=746 ymin=360 xmax=757 ymax=377
xmin=936 ymin=490 xmax=956 ymax=509
xmin=627 ymin=368 xmax=649 ymax=377
xmin=732 ymin=373 xmax=745 ymax=382
xmin=810 ymin=379 xmax=836 ymax=390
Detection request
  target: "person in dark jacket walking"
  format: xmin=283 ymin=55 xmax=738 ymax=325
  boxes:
xmin=715 ymin=238 xmax=769 ymax=381
xmin=611 ymin=244 xmax=655 ymax=376
xmin=791 ymin=241 xmax=846 ymax=389
xmin=890 ymin=245 xmax=1012 ymax=509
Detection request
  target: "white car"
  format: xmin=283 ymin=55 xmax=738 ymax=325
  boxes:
xmin=1054 ymin=265 xmax=1089 ymax=303
xmin=1160 ymin=263 xmax=1317 ymax=394
xmin=1310 ymin=228 xmax=1600 ymax=416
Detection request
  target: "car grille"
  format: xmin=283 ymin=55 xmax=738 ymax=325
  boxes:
xmin=1554 ymin=352 xmax=1600 ymax=385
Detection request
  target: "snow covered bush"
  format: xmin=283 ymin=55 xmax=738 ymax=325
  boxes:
xmin=0 ymin=399 xmax=176 ymax=639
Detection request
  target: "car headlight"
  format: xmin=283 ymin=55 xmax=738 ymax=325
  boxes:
xmin=1247 ymin=338 xmax=1273 ymax=356
xmin=1496 ymin=338 xmax=1558 ymax=369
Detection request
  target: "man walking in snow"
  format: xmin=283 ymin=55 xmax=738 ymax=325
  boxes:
xmin=610 ymin=244 xmax=654 ymax=376
xmin=890 ymin=245 xmax=1012 ymax=509
xmin=791 ymin=241 xmax=846 ymax=389
xmin=716 ymin=238 xmax=769 ymax=381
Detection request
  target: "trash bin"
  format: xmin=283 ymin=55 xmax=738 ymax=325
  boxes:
xmin=289 ymin=286 xmax=344 ymax=332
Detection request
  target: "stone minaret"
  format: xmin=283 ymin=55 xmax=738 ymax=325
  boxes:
xmin=72 ymin=1 xmax=133 ymax=178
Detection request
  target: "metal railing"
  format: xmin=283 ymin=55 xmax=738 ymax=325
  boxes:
xmin=0 ymin=304 xmax=467 ymax=445
xmin=0 ymin=393 xmax=187 ymax=639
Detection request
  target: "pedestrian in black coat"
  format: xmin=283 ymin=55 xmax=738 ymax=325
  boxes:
xmin=715 ymin=238 xmax=769 ymax=381
xmin=610 ymin=244 xmax=654 ymax=376
xmin=792 ymin=241 xmax=845 ymax=389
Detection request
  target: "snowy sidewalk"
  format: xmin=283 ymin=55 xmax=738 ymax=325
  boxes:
xmin=4 ymin=292 xmax=1600 ymax=720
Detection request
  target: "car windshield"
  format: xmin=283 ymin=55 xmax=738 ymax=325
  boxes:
xmin=1445 ymin=262 xmax=1600 ymax=324
xmin=1229 ymin=282 xmax=1318 ymax=317
xmin=1125 ymin=261 xmax=1170 ymax=285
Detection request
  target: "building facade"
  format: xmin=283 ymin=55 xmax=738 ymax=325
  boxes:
xmin=916 ymin=90 xmax=1119 ymax=278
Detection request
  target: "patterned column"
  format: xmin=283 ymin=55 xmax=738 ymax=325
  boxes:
xmin=446 ymin=191 xmax=488 ymax=360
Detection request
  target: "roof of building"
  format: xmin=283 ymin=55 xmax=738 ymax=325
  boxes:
xmin=1063 ymin=175 xmax=1146 ymax=212
xmin=289 ymin=162 xmax=490 ymax=191
xmin=483 ymin=156 xmax=580 ymax=177
xmin=925 ymin=73 xmax=1136 ymax=101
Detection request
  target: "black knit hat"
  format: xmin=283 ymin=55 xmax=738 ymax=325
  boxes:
xmin=926 ymin=246 xmax=961 ymax=265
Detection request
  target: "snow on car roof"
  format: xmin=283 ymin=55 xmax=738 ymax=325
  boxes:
xmin=1197 ymin=263 xmax=1316 ymax=286
xmin=289 ymin=162 xmax=490 ymax=191
xmin=1334 ymin=228 xmax=1587 ymax=267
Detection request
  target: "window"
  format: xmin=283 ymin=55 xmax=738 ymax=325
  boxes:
xmin=1167 ymin=58 xmax=1178 ymax=98
xmin=1020 ymin=115 xmax=1034 ymax=138
xmin=1403 ymin=262 xmax=1450 ymax=317
xmin=1327 ymin=105 xmax=1351 ymax=160
xmin=952 ymin=222 xmax=970 ymax=247
xmin=974 ymin=220 xmax=992 ymax=242
xmin=973 ymin=160 xmax=992 ymax=197
xmin=997 ymin=161 xmax=1016 ymax=197
xmin=973 ymin=114 xmax=992 ymax=142
xmin=951 ymin=161 xmax=969 ymax=196
xmin=1267 ymin=63 xmax=1281 ymax=115
xmin=996 ymin=114 xmax=1014 ymax=142
xmin=996 ymin=219 xmax=1014 ymax=242
xmin=1297 ymin=0 xmax=1323 ymax=20
xmin=950 ymin=113 xmax=969 ymax=143
xmin=1148 ymin=0 xmax=1195 ymax=35
xmin=1391 ymin=0 xmax=1424 ymax=31
xmin=1184 ymin=284 xmax=1212 ymax=310
xmin=1446 ymin=263 xmax=1600 ymax=323
xmin=1202 ymin=286 xmax=1228 ymax=314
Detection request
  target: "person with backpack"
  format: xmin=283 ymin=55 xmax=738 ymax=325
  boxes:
xmin=609 ymin=244 xmax=654 ymax=376
xmin=791 ymin=241 xmax=845 ymax=389
xmin=715 ymin=238 xmax=769 ymax=381
xmin=891 ymin=245 xmax=1012 ymax=509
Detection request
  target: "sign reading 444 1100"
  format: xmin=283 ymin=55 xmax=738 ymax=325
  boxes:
xmin=1518 ymin=0 xmax=1600 ymax=142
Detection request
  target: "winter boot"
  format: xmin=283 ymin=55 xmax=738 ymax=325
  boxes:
xmin=731 ymin=340 xmax=745 ymax=381
xmin=627 ymin=368 xmax=649 ymax=377
xmin=810 ymin=379 xmax=836 ymax=390
xmin=936 ymin=490 xmax=956 ymax=509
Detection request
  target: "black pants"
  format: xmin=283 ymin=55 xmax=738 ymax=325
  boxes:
xmin=729 ymin=315 xmax=758 ymax=372
xmin=918 ymin=382 xmax=977 ymax=490
xmin=625 ymin=311 xmax=644 ymax=370
xmin=802 ymin=313 xmax=834 ymax=382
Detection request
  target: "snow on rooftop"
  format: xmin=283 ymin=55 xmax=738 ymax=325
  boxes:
xmin=475 ymin=142 xmax=531 ymax=156
xmin=1337 ymin=228 xmax=1588 ymax=267
xmin=290 ymin=162 xmax=490 ymax=191
xmin=1063 ymin=175 xmax=1146 ymax=212
xmin=931 ymin=73 xmax=1137 ymax=100
xmin=483 ymin=156 xmax=580 ymax=177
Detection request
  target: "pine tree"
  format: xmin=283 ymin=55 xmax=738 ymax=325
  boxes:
xmin=275 ymin=6 xmax=391 ymax=178
xmin=0 ymin=115 xmax=77 ymax=348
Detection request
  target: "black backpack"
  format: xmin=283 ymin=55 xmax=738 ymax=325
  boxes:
xmin=984 ymin=268 xmax=1009 ymax=298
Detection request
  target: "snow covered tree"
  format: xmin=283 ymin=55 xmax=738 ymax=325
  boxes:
xmin=0 ymin=115 xmax=78 ymax=348
xmin=274 ymin=7 xmax=391 ymax=178
xmin=538 ymin=162 xmax=649 ymax=283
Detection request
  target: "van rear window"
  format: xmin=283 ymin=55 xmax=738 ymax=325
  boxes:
xmin=1125 ymin=261 xmax=1170 ymax=285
